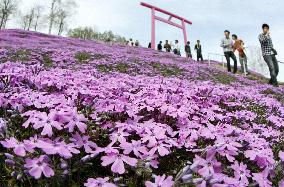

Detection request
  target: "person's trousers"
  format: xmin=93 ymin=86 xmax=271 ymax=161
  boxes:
xmin=186 ymin=52 xmax=192 ymax=58
xmin=239 ymin=55 xmax=248 ymax=74
xmin=263 ymin=55 xmax=279 ymax=85
xmin=197 ymin=54 xmax=203 ymax=61
xmin=224 ymin=51 xmax=238 ymax=73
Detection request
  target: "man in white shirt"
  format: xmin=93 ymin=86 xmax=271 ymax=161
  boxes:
xmin=173 ymin=40 xmax=181 ymax=56
xmin=128 ymin=39 xmax=134 ymax=46
xmin=220 ymin=30 xmax=238 ymax=73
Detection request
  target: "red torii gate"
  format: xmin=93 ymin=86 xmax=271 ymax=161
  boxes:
xmin=140 ymin=2 xmax=192 ymax=49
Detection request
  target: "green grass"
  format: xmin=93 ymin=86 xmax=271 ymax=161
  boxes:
xmin=150 ymin=62 xmax=185 ymax=77
xmin=10 ymin=49 xmax=31 ymax=62
xmin=260 ymin=88 xmax=284 ymax=104
xmin=75 ymin=52 xmax=92 ymax=64
xmin=42 ymin=54 xmax=53 ymax=67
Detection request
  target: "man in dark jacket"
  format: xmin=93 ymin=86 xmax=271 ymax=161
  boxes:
xmin=157 ymin=41 xmax=163 ymax=51
xmin=185 ymin=41 xmax=192 ymax=58
xmin=164 ymin=40 xmax=171 ymax=52
xmin=195 ymin=40 xmax=203 ymax=61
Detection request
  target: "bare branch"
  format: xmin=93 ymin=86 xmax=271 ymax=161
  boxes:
xmin=54 ymin=0 xmax=77 ymax=35
xmin=0 ymin=0 xmax=19 ymax=29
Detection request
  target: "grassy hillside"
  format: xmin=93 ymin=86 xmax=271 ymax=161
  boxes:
xmin=0 ymin=30 xmax=283 ymax=187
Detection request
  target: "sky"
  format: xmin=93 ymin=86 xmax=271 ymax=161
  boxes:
xmin=8 ymin=0 xmax=284 ymax=81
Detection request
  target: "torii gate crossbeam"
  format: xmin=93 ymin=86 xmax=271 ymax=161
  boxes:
xmin=141 ymin=2 xmax=192 ymax=49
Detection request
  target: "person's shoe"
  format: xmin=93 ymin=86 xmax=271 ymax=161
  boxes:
xmin=272 ymin=82 xmax=279 ymax=87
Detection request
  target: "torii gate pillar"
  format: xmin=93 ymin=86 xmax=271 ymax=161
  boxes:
xmin=141 ymin=2 xmax=192 ymax=49
xmin=151 ymin=8 xmax=155 ymax=49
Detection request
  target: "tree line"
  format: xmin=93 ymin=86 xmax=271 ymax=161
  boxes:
xmin=67 ymin=27 xmax=127 ymax=44
xmin=0 ymin=0 xmax=127 ymax=44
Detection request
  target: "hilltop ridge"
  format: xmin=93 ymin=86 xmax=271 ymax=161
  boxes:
xmin=0 ymin=29 xmax=272 ymax=85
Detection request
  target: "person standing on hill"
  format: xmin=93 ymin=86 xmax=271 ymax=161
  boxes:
xmin=194 ymin=40 xmax=203 ymax=61
xmin=135 ymin=40 xmax=139 ymax=47
xmin=129 ymin=39 xmax=134 ymax=46
xmin=259 ymin=23 xmax=279 ymax=87
xmin=148 ymin=42 xmax=151 ymax=48
xmin=185 ymin=41 xmax=192 ymax=59
xmin=157 ymin=41 xmax=163 ymax=51
xmin=232 ymin=34 xmax=249 ymax=75
xmin=173 ymin=40 xmax=181 ymax=56
xmin=221 ymin=30 xmax=238 ymax=73
xmin=164 ymin=40 xmax=172 ymax=52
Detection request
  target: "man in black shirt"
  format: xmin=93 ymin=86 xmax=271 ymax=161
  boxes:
xmin=164 ymin=40 xmax=171 ymax=52
xmin=195 ymin=40 xmax=203 ymax=61
xmin=157 ymin=41 xmax=163 ymax=51
xmin=185 ymin=41 xmax=192 ymax=58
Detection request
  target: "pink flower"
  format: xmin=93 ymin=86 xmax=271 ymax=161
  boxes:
xmin=109 ymin=128 xmax=130 ymax=144
xmin=148 ymin=141 xmax=171 ymax=156
xmin=225 ymin=162 xmax=251 ymax=186
xmin=142 ymin=126 xmax=167 ymax=147
xmin=22 ymin=111 xmax=63 ymax=137
xmin=70 ymin=132 xmax=97 ymax=153
xmin=145 ymin=175 xmax=174 ymax=187
xmin=193 ymin=178 xmax=207 ymax=187
xmin=84 ymin=177 xmax=117 ymax=187
xmin=121 ymin=140 xmax=148 ymax=158
xmin=279 ymin=151 xmax=284 ymax=161
xmin=193 ymin=156 xmax=221 ymax=178
xmin=1 ymin=137 xmax=34 ymax=157
xmin=24 ymin=155 xmax=54 ymax=179
xmin=215 ymin=138 xmax=242 ymax=162
xmin=37 ymin=140 xmax=80 ymax=159
xmin=279 ymin=179 xmax=284 ymax=187
xmin=252 ymin=172 xmax=272 ymax=187
xmin=244 ymin=148 xmax=275 ymax=168
xmin=101 ymin=152 xmax=137 ymax=174
xmin=65 ymin=110 xmax=88 ymax=133
xmin=267 ymin=115 xmax=284 ymax=128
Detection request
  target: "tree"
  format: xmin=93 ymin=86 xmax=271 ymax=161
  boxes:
xmin=47 ymin=0 xmax=77 ymax=35
xmin=101 ymin=31 xmax=115 ymax=42
xmin=67 ymin=27 xmax=127 ymax=45
xmin=56 ymin=7 xmax=67 ymax=35
xmin=26 ymin=7 xmax=35 ymax=31
xmin=114 ymin=34 xmax=127 ymax=44
xmin=68 ymin=27 xmax=98 ymax=40
xmin=17 ymin=4 xmax=44 ymax=31
xmin=0 ymin=0 xmax=18 ymax=29
xmin=48 ymin=0 xmax=61 ymax=34
xmin=22 ymin=15 xmax=29 ymax=30
xmin=55 ymin=0 xmax=76 ymax=35
xmin=33 ymin=5 xmax=43 ymax=31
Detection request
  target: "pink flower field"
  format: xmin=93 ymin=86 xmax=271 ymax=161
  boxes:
xmin=0 ymin=29 xmax=284 ymax=187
